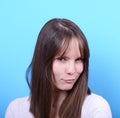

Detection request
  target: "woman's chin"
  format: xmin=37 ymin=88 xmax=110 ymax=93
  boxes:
xmin=60 ymin=85 xmax=74 ymax=91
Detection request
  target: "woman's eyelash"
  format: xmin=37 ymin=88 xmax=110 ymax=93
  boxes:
xmin=76 ymin=57 xmax=84 ymax=61
xmin=57 ymin=57 xmax=66 ymax=61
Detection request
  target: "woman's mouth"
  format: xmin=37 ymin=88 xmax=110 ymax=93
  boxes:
xmin=64 ymin=79 xmax=75 ymax=84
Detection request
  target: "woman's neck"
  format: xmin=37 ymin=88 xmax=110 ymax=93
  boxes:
xmin=53 ymin=89 xmax=67 ymax=107
xmin=50 ymin=89 xmax=67 ymax=118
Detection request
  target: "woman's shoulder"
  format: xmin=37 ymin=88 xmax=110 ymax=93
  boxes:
xmin=81 ymin=93 xmax=112 ymax=118
xmin=5 ymin=96 xmax=33 ymax=118
xmin=85 ymin=93 xmax=109 ymax=104
xmin=8 ymin=96 xmax=29 ymax=105
xmin=6 ymin=96 xmax=30 ymax=110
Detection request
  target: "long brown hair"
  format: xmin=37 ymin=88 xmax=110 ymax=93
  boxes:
xmin=26 ymin=18 xmax=91 ymax=118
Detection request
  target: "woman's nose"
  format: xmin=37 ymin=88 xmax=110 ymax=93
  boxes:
xmin=66 ymin=61 xmax=76 ymax=74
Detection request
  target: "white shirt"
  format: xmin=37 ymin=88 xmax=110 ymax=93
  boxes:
xmin=5 ymin=93 xmax=112 ymax=118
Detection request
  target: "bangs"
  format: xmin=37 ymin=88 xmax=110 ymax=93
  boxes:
xmin=55 ymin=37 xmax=73 ymax=57
xmin=55 ymin=36 xmax=85 ymax=60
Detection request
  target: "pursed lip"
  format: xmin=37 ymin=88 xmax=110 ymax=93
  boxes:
xmin=63 ymin=79 xmax=75 ymax=83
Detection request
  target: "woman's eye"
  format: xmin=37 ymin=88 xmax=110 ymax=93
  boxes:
xmin=57 ymin=57 xmax=66 ymax=61
xmin=76 ymin=57 xmax=83 ymax=62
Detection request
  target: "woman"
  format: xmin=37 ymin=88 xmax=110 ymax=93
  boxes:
xmin=5 ymin=18 xmax=112 ymax=118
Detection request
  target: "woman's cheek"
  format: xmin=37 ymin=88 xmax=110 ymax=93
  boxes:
xmin=52 ymin=61 xmax=64 ymax=74
xmin=76 ymin=63 xmax=84 ymax=74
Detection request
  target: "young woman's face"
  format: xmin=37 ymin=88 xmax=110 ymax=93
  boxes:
xmin=52 ymin=38 xmax=84 ymax=91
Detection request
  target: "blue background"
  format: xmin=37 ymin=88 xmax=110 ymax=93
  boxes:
xmin=0 ymin=0 xmax=120 ymax=118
